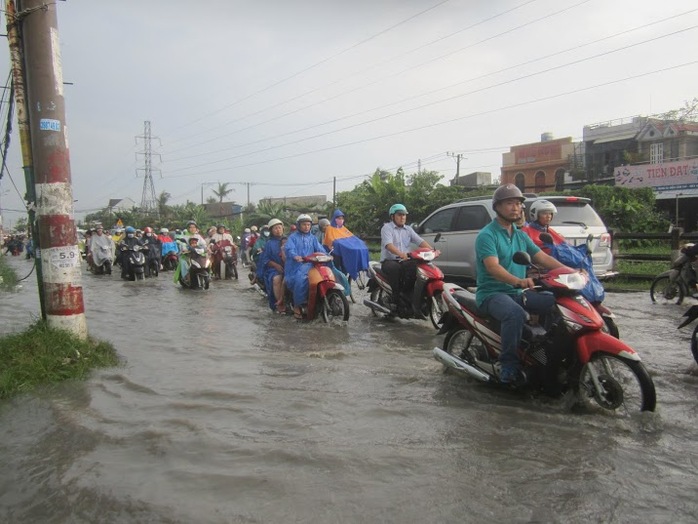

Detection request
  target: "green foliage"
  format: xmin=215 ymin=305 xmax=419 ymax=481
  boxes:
xmin=336 ymin=168 xmax=470 ymax=235
xmin=14 ymin=217 xmax=28 ymax=233
xmin=0 ymin=255 xmax=18 ymax=290
xmin=545 ymin=185 xmax=670 ymax=234
xmin=0 ymin=321 xmax=120 ymax=399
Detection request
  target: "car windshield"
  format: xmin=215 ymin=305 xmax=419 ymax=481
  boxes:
xmin=549 ymin=202 xmax=605 ymax=227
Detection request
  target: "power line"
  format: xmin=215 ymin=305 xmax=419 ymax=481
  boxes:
xmin=165 ymin=9 xmax=696 ymax=166
xmin=164 ymin=27 xmax=697 ymax=176
xmin=165 ymin=60 xmax=698 ymax=180
xmin=163 ymin=0 xmax=453 ymax=142
xmin=164 ymin=0 xmax=539 ymax=152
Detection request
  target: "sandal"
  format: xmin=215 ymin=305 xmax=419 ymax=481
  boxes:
xmin=293 ymin=307 xmax=302 ymax=319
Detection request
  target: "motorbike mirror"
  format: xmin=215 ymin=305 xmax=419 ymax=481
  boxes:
xmin=512 ymin=251 xmax=531 ymax=266
xmin=539 ymin=232 xmax=554 ymax=244
xmin=434 ymin=233 xmax=442 ymax=243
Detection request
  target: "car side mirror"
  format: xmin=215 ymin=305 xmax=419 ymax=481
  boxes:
xmin=412 ymin=223 xmax=421 ymax=233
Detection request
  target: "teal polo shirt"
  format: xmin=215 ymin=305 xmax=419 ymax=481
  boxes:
xmin=475 ymin=219 xmax=540 ymax=307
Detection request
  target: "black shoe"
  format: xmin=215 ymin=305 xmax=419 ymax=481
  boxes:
xmin=500 ymin=369 xmax=528 ymax=388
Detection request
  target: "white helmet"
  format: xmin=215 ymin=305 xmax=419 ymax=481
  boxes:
xmin=160 ymin=227 xmax=169 ymax=234
xmin=244 ymin=228 xmax=251 ymax=233
xmin=296 ymin=214 xmax=312 ymax=223
xmin=267 ymin=218 xmax=283 ymax=228
xmin=529 ymin=200 xmax=558 ymax=222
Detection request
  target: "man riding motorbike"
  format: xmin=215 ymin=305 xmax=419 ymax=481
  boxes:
xmin=141 ymin=226 xmax=161 ymax=276
xmin=284 ymin=214 xmax=326 ymax=319
xmin=118 ymin=226 xmax=145 ymax=280
xmin=380 ymin=203 xmax=438 ymax=316
xmin=475 ymin=184 xmax=571 ymax=386
xmin=89 ymin=225 xmax=115 ymax=274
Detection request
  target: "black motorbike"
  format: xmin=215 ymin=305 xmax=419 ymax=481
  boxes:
xmin=120 ymin=244 xmax=147 ymax=281
xmin=650 ymin=245 xmax=697 ymax=305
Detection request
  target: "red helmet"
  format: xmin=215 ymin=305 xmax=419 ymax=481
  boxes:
xmin=143 ymin=226 xmax=153 ymax=234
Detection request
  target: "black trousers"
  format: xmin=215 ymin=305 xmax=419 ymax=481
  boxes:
xmin=381 ymin=259 xmax=419 ymax=297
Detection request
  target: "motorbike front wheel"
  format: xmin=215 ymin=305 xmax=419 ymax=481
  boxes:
xmin=134 ymin=271 xmax=145 ymax=281
xmin=428 ymin=291 xmax=446 ymax=329
xmin=577 ymin=353 xmax=656 ymax=413
xmin=321 ymin=289 xmax=350 ymax=323
xmin=369 ymin=287 xmax=383 ymax=317
xmin=444 ymin=328 xmax=490 ymax=364
xmin=650 ymin=275 xmax=685 ymax=305
xmin=691 ymin=325 xmax=698 ymax=365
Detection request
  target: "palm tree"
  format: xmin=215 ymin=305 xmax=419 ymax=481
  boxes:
xmin=212 ymin=182 xmax=234 ymax=203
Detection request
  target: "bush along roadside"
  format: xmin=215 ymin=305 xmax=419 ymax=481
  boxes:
xmin=0 ymin=255 xmax=18 ymax=291
xmin=0 ymin=321 xmax=120 ymax=400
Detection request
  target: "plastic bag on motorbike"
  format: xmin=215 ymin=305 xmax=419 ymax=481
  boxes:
xmin=547 ymin=242 xmax=605 ymax=304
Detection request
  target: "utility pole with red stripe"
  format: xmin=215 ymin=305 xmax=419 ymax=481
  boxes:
xmin=15 ymin=0 xmax=87 ymax=338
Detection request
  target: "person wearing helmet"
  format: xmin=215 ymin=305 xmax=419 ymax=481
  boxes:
xmin=141 ymin=226 xmax=161 ymax=276
xmin=284 ymin=214 xmax=326 ymax=318
xmin=158 ymin=227 xmax=172 ymax=244
xmin=209 ymin=224 xmax=235 ymax=247
xmin=475 ymin=184 xmax=570 ymax=386
xmin=252 ymin=224 xmax=272 ymax=271
xmin=315 ymin=218 xmax=330 ymax=245
xmin=258 ymin=218 xmax=287 ymax=313
xmin=117 ymin=226 xmax=145 ymax=279
xmin=380 ymin=204 xmax=438 ymax=316
xmin=183 ymin=220 xmax=206 ymax=249
xmin=89 ymin=225 xmax=115 ymax=274
xmin=241 ymin=227 xmax=252 ymax=266
xmin=521 ymin=199 xmax=566 ymax=250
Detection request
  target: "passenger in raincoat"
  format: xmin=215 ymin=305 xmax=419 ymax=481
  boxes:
xmin=284 ymin=214 xmax=325 ymax=317
xmin=259 ymin=218 xmax=286 ymax=313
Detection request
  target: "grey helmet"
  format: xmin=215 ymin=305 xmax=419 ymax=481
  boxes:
xmin=492 ymin=184 xmax=525 ymax=210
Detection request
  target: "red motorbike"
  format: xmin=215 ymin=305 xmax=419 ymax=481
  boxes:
xmin=363 ymin=247 xmax=445 ymax=328
xmin=211 ymin=239 xmax=238 ymax=280
xmin=433 ymin=251 xmax=656 ymax=413
xmin=286 ymin=253 xmax=350 ymax=322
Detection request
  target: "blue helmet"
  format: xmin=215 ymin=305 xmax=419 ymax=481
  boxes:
xmin=389 ymin=203 xmax=408 ymax=216
xmin=125 ymin=226 xmax=136 ymax=234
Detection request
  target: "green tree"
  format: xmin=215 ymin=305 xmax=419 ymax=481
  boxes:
xmin=212 ymin=182 xmax=234 ymax=203
xmin=14 ymin=217 xmax=28 ymax=233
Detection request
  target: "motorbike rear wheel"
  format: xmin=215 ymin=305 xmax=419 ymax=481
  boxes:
xmin=369 ymin=287 xmax=383 ymax=317
xmin=428 ymin=291 xmax=446 ymax=330
xmin=321 ymin=289 xmax=350 ymax=323
xmin=135 ymin=272 xmax=145 ymax=281
xmin=577 ymin=353 xmax=656 ymax=413
xmin=650 ymin=275 xmax=685 ymax=305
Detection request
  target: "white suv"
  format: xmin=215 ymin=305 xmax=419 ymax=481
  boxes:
xmin=415 ymin=195 xmax=615 ymax=284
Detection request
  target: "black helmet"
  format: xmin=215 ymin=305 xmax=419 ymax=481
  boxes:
xmin=492 ymin=184 xmax=525 ymax=210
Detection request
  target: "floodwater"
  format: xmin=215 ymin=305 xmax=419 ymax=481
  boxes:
xmin=1 ymin=255 xmax=698 ymax=524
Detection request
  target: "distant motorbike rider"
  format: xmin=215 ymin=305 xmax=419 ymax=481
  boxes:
xmin=284 ymin=214 xmax=326 ymax=318
xmin=157 ymin=227 xmax=173 ymax=244
xmin=380 ymin=203 xmax=438 ymax=314
xmin=208 ymin=224 xmax=235 ymax=247
xmin=252 ymin=225 xmax=271 ymax=271
xmin=89 ymin=225 xmax=115 ymax=274
xmin=259 ymin=218 xmax=286 ymax=313
xmin=476 ymin=184 xmax=569 ymax=386
xmin=141 ymin=226 xmax=162 ymax=275
xmin=241 ymin=227 xmax=252 ymax=266
xmin=118 ymin=226 xmax=145 ymax=279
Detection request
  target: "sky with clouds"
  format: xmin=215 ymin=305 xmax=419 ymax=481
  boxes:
xmin=1 ymin=0 xmax=696 ymax=226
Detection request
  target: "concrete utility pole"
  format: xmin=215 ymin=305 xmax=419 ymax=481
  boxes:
xmin=447 ymin=152 xmax=464 ymax=185
xmin=19 ymin=0 xmax=87 ymax=338
xmin=5 ymin=0 xmax=47 ymax=318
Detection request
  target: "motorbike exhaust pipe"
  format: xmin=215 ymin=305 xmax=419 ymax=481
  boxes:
xmin=432 ymin=347 xmax=491 ymax=383
xmin=363 ymin=298 xmax=392 ymax=315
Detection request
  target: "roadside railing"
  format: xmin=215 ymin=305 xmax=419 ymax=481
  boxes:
xmin=612 ymin=230 xmax=698 ymax=280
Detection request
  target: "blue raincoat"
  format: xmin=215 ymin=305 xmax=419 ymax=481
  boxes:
xmin=259 ymin=236 xmax=284 ymax=310
xmin=284 ymin=230 xmax=326 ymax=306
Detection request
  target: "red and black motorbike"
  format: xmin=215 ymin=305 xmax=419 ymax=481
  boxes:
xmin=363 ymin=246 xmax=445 ymax=328
xmin=211 ymin=239 xmax=238 ymax=280
xmin=433 ymin=251 xmax=656 ymax=414
xmin=286 ymin=252 xmax=350 ymax=323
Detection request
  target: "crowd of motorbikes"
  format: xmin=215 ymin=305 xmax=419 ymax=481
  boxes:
xmin=83 ymin=223 xmax=698 ymax=416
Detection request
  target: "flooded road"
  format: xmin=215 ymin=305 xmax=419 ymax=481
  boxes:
xmin=1 ymin=255 xmax=698 ymax=523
